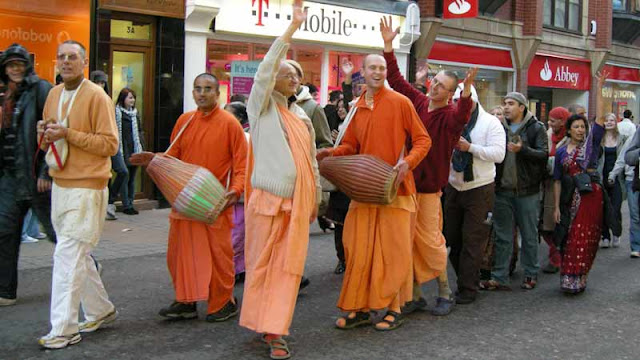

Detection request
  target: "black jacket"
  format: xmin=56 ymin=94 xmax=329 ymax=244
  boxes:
xmin=495 ymin=111 xmax=549 ymax=196
xmin=0 ymin=51 xmax=53 ymax=198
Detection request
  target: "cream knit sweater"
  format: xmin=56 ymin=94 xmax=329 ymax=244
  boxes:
xmin=247 ymin=37 xmax=321 ymax=204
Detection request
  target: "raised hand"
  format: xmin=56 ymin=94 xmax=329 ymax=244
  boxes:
xmin=461 ymin=67 xmax=479 ymax=98
xmin=416 ymin=65 xmax=429 ymax=84
xmin=595 ymin=69 xmax=610 ymax=126
xmin=379 ymin=16 xmax=400 ymax=52
xmin=292 ymin=0 xmax=307 ymax=26
xmin=341 ymin=58 xmax=354 ymax=77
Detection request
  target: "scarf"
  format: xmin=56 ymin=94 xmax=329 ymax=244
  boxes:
xmin=452 ymin=105 xmax=480 ymax=182
xmin=550 ymin=127 xmax=566 ymax=156
xmin=115 ymin=105 xmax=143 ymax=155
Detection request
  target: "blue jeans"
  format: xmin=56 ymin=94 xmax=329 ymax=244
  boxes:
xmin=108 ymin=151 xmax=131 ymax=209
xmin=21 ymin=209 xmax=40 ymax=238
xmin=491 ymin=191 xmax=540 ymax=284
xmin=626 ymin=181 xmax=640 ymax=252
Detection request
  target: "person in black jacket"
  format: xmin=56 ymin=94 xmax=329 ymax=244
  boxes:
xmin=482 ymin=92 xmax=548 ymax=291
xmin=0 ymin=43 xmax=54 ymax=306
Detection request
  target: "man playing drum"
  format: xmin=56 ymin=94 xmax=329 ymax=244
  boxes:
xmin=134 ymin=73 xmax=248 ymax=323
xmin=380 ymin=17 xmax=478 ymax=315
xmin=317 ymin=53 xmax=431 ymax=331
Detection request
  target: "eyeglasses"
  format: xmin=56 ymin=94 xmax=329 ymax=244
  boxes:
xmin=277 ymin=74 xmax=299 ymax=81
xmin=56 ymin=53 xmax=81 ymax=62
xmin=430 ymin=78 xmax=455 ymax=92
xmin=194 ymin=86 xmax=214 ymax=94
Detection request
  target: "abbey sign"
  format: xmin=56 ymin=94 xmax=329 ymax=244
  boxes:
xmin=528 ymin=54 xmax=591 ymax=90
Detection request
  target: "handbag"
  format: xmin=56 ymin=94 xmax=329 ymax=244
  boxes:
xmin=572 ymin=172 xmax=593 ymax=193
xmin=44 ymin=79 xmax=86 ymax=171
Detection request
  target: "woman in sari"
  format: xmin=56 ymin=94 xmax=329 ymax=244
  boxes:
xmin=552 ymin=73 xmax=607 ymax=294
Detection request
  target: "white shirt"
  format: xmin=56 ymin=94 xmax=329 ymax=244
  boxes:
xmin=448 ymin=106 xmax=507 ymax=192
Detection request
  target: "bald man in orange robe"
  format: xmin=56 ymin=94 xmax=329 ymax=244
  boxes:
xmin=135 ymin=73 xmax=247 ymax=322
xmin=317 ymin=54 xmax=431 ymax=332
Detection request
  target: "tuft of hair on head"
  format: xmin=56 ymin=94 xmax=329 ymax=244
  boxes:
xmin=442 ymin=70 xmax=459 ymax=89
xmin=194 ymin=72 xmax=220 ymax=92
xmin=329 ymin=90 xmax=342 ymax=103
xmin=564 ymin=114 xmax=589 ymax=138
xmin=59 ymin=40 xmax=86 ymax=58
xmin=567 ymin=103 xmax=585 ymax=115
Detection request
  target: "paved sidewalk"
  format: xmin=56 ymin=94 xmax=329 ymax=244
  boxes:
xmin=18 ymin=208 xmax=171 ymax=270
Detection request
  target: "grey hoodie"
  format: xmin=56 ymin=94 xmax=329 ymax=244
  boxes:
xmin=292 ymin=85 xmax=333 ymax=149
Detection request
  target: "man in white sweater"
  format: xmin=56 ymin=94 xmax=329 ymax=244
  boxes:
xmin=444 ymin=85 xmax=506 ymax=304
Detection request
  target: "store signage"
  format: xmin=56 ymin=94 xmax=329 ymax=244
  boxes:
xmin=230 ymin=61 xmax=261 ymax=96
xmin=428 ymin=41 xmax=513 ymax=69
xmin=99 ymin=0 xmax=185 ymax=19
xmin=210 ymin=0 xmax=404 ymax=49
xmin=603 ymin=64 xmax=640 ymax=83
xmin=528 ymin=55 xmax=591 ymax=90
xmin=443 ymin=0 xmax=478 ymax=19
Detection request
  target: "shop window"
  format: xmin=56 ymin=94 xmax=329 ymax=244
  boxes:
xmin=543 ymin=0 xmax=582 ymax=33
xmin=418 ymin=61 xmax=513 ymax=110
xmin=612 ymin=0 xmax=628 ymax=11
xmin=602 ymin=82 xmax=640 ymax=120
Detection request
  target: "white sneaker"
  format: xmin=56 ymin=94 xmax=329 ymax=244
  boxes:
xmin=35 ymin=232 xmax=47 ymax=240
xmin=21 ymin=235 xmax=39 ymax=244
xmin=79 ymin=309 xmax=117 ymax=333
xmin=600 ymin=239 xmax=610 ymax=248
xmin=0 ymin=297 xmax=16 ymax=306
xmin=38 ymin=333 xmax=81 ymax=349
xmin=106 ymin=204 xmax=117 ymax=221
xmin=631 ymin=251 xmax=640 ymax=258
xmin=612 ymin=236 xmax=620 ymax=248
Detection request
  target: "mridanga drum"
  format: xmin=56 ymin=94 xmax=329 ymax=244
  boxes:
xmin=319 ymin=155 xmax=398 ymax=205
xmin=146 ymin=154 xmax=227 ymax=224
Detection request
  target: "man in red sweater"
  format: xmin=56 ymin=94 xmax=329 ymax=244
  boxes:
xmin=380 ymin=17 xmax=476 ymax=316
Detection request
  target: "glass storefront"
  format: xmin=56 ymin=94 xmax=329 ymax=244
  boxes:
xmin=207 ymin=39 xmax=371 ymax=105
xmin=603 ymin=82 xmax=640 ymax=121
xmin=418 ymin=60 xmax=514 ymax=110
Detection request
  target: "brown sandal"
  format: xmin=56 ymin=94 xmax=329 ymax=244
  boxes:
xmin=267 ymin=337 xmax=291 ymax=360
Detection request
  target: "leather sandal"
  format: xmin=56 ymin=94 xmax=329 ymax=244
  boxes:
xmin=375 ymin=311 xmax=404 ymax=331
xmin=267 ymin=337 xmax=291 ymax=360
xmin=335 ymin=311 xmax=371 ymax=329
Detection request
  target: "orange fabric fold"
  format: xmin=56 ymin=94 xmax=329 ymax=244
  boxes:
xmin=411 ymin=193 xmax=448 ymax=284
xmin=240 ymin=104 xmax=315 ymax=335
xmin=337 ymin=195 xmax=415 ymax=312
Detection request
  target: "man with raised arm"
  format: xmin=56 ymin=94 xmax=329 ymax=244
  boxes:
xmin=380 ymin=16 xmax=476 ymax=315
xmin=239 ymin=1 xmax=321 ymax=358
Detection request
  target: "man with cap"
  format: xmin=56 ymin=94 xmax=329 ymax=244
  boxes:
xmin=444 ymin=85 xmax=506 ymax=304
xmin=482 ymin=92 xmax=548 ymax=291
xmin=0 ymin=43 xmax=54 ymax=306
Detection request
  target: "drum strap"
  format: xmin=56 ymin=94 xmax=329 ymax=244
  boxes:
xmin=334 ymin=100 xmax=406 ymax=165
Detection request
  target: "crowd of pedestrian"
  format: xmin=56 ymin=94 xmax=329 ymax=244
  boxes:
xmin=0 ymin=1 xmax=637 ymax=359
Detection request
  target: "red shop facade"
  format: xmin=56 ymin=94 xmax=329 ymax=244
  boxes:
xmin=422 ymin=39 xmax=515 ymax=110
xmin=527 ymin=54 xmax=591 ymax=123
xmin=602 ymin=63 xmax=640 ymax=121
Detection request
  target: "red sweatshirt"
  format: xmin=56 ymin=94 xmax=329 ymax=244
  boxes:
xmin=383 ymin=51 xmax=473 ymax=193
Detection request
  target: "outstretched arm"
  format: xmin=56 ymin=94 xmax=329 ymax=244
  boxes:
xmin=247 ymin=0 xmax=306 ymax=127
xmin=380 ymin=16 xmax=427 ymax=105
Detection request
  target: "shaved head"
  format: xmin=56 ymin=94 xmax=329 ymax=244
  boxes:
xmin=363 ymin=54 xmax=386 ymax=68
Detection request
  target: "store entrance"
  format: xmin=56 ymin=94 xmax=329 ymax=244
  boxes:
xmin=96 ymin=12 xmax=156 ymax=201
xmin=528 ymin=87 xmax=553 ymax=125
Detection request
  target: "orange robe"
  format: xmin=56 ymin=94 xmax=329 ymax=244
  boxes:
xmin=329 ymin=87 xmax=431 ymax=312
xmin=165 ymin=108 xmax=247 ymax=314
xmin=412 ymin=192 xmax=448 ymax=284
xmin=239 ymin=104 xmax=316 ymax=336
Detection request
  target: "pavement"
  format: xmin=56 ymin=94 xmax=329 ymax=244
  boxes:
xmin=3 ymin=207 xmax=640 ymax=360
